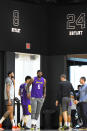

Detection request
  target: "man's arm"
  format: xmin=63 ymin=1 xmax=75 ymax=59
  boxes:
xmin=18 ymin=88 xmax=20 ymax=96
xmin=81 ymin=86 xmax=87 ymax=101
xmin=6 ymin=83 xmax=11 ymax=104
xmin=12 ymin=78 xmax=15 ymax=88
xmin=27 ymin=78 xmax=34 ymax=99
xmin=56 ymin=91 xmax=60 ymax=106
xmin=70 ymin=83 xmax=79 ymax=104
xmin=70 ymin=83 xmax=77 ymax=100
xmin=43 ymin=79 xmax=46 ymax=99
xmin=27 ymin=78 xmax=34 ymax=92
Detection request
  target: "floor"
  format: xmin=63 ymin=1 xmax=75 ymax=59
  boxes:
xmin=2 ymin=129 xmax=87 ymax=131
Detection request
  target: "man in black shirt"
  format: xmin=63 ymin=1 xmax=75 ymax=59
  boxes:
xmin=56 ymin=74 xmax=76 ymax=130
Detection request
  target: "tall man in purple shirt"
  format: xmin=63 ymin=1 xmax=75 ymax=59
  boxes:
xmin=27 ymin=70 xmax=46 ymax=129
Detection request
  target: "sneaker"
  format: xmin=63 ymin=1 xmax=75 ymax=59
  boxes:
xmin=73 ymin=125 xmax=80 ymax=129
xmin=20 ymin=121 xmax=23 ymax=128
xmin=34 ymin=124 xmax=36 ymax=130
xmin=31 ymin=124 xmax=36 ymax=130
xmin=37 ymin=128 xmax=40 ymax=130
xmin=12 ymin=126 xmax=17 ymax=131
xmin=19 ymin=123 xmax=24 ymax=130
xmin=0 ymin=124 xmax=4 ymax=131
xmin=23 ymin=125 xmax=30 ymax=130
xmin=12 ymin=126 xmax=20 ymax=131
xmin=70 ymin=124 xmax=72 ymax=128
xmin=16 ymin=126 xmax=20 ymax=131
xmin=58 ymin=127 xmax=62 ymax=130
xmin=61 ymin=126 xmax=69 ymax=130
xmin=31 ymin=124 xmax=35 ymax=130
xmin=20 ymin=125 xmax=24 ymax=130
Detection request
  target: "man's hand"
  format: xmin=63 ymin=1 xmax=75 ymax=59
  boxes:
xmin=74 ymin=100 xmax=79 ymax=104
xmin=43 ymin=94 xmax=46 ymax=99
xmin=27 ymin=92 xmax=31 ymax=99
xmin=8 ymin=99 xmax=12 ymax=105
xmin=70 ymin=95 xmax=74 ymax=99
xmin=56 ymin=100 xmax=59 ymax=106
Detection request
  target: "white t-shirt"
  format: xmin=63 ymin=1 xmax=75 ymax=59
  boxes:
xmin=4 ymin=77 xmax=14 ymax=100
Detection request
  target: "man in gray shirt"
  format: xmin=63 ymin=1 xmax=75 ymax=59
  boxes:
xmin=0 ymin=72 xmax=16 ymax=130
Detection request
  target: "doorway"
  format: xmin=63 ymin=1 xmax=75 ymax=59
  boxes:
xmin=15 ymin=52 xmax=40 ymax=128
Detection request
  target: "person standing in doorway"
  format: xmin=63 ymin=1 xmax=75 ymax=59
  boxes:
xmin=19 ymin=76 xmax=31 ymax=129
xmin=0 ymin=72 xmax=17 ymax=130
xmin=27 ymin=70 xmax=46 ymax=130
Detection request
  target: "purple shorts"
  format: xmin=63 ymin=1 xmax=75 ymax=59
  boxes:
xmin=22 ymin=104 xmax=31 ymax=115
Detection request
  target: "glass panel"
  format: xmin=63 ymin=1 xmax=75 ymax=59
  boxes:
xmin=70 ymin=65 xmax=87 ymax=90
xmin=15 ymin=52 xmax=40 ymax=99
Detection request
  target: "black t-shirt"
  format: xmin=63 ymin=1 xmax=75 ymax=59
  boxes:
xmin=57 ymin=80 xmax=76 ymax=103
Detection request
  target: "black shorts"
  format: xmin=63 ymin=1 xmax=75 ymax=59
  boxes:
xmin=62 ymin=97 xmax=71 ymax=115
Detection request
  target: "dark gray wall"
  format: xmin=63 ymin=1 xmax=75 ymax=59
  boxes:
xmin=41 ymin=55 xmax=67 ymax=109
xmin=0 ymin=0 xmax=48 ymax=54
xmin=0 ymin=51 xmax=15 ymax=117
xmin=40 ymin=55 xmax=67 ymax=129
xmin=0 ymin=52 xmax=4 ymax=117
xmin=1 ymin=1 xmax=87 ymax=54
xmin=4 ymin=52 xmax=15 ymax=77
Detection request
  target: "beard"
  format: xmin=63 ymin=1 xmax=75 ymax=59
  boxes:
xmin=37 ymin=75 xmax=41 ymax=78
xmin=11 ymin=76 xmax=14 ymax=79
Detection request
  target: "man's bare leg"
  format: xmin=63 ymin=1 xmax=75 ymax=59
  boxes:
xmin=8 ymin=105 xmax=15 ymax=127
xmin=67 ymin=115 xmax=71 ymax=127
xmin=0 ymin=106 xmax=11 ymax=130
xmin=59 ymin=115 xmax=63 ymax=127
xmin=63 ymin=111 xmax=68 ymax=126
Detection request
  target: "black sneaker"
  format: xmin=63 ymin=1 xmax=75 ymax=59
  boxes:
xmin=31 ymin=124 xmax=34 ymax=130
xmin=20 ymin=120 xmax=24 ymax=129
xmin=34 ymin=124 xmax=36 ymax=130
xmin=73 ymin=125 xmax=81 ymax=129
xmin=23 ymin=125 xmax=30 ymax=130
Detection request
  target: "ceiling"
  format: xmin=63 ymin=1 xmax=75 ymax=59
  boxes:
xmin=12 ymin=0 xmax=87 ymax=5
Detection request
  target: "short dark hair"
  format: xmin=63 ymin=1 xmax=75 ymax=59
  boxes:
xmin=78 ymin=85 xmax=81 ymax=88
xmin=80 ymin=77 xmax=86 ymax=82
xmin=8 ymin=71 xmax=13 ymax=76
xmin=60 ymin=74 xmax=66 ymax=79
xmin=25 ymin=76 xmax=31 ymax=81
xmin=78 ymin=85 xmax=81 ymax=90
xmin=37 ymin=70 xmax=42 ymax=73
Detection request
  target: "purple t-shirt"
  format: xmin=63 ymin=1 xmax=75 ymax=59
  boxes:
xmin=20 ymin=83 xmax=30 ymax=105
xmin=31 ymin=77 xmax=44 ymax=98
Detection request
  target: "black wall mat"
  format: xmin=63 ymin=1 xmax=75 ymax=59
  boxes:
xmin=0 ymin=1 xmax=87 ymax=54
